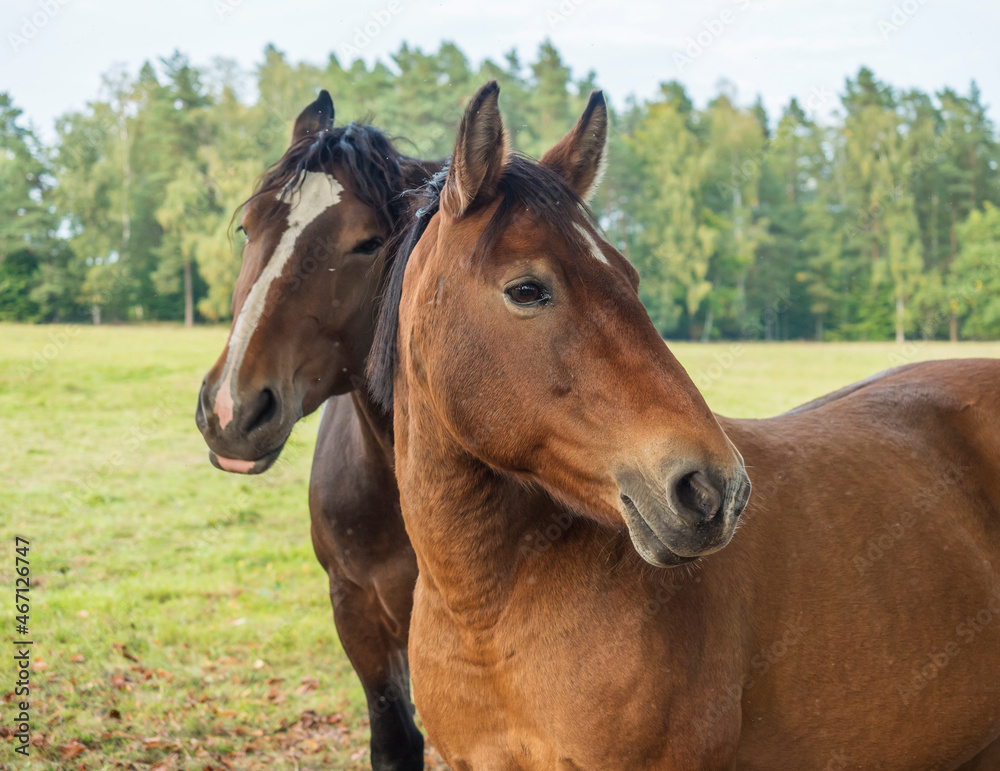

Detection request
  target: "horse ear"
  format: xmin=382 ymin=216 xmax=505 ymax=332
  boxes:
xmin=441 ymin=81 xmax=508 ymax=218
xmin=292 ymin=90 xmax=334 ymax=143
xmin=540 ymin=90 xmax=608 ymax=202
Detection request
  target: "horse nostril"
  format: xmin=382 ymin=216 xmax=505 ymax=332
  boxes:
xmin=196 ymin=379 xmax=210 ymax=432
xmin=241 ymin=387 xmax=278 ymax=434
xmin=672 ymin=470 xmax=724 ymax=526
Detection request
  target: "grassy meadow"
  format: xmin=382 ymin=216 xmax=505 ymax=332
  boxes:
xmin=2 ymin=323 xmax=999 ymax=770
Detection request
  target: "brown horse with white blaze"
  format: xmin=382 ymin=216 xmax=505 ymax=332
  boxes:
xmin=369 ymin=81 xmax=1000 ymax=769
xmin=196 ymin=91 xmax=441 ymax=770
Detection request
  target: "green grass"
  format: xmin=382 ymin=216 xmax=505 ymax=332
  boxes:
xmin=1 ymin=323 xmax=998 ymax=769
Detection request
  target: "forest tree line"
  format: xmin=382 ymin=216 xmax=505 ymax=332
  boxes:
xmin=2 ymin=40 xmax=999 ymax=341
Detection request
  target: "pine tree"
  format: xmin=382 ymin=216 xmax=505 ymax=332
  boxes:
xmin=4 ymin=42 xmax=1000 ymax=339
xmin=0 ymin=93 xmax=66 ymax=321
xmin=628 ymin=84 xmax=715 ymax=337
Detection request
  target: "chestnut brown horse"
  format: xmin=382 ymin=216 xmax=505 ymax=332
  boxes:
xmin=196 ymin=91 xmax=441 ymax=770
xmin=369 ymin=81 xmax=1000 ymax=769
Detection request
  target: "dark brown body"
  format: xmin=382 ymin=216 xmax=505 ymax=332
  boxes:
xmin=406 ymin=360 xmax=1000 ymax=769
xmin=309 ymin=392 xmax=421 ymax=768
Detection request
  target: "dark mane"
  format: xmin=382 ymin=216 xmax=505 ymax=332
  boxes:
xmin=367 ymin=154 xmax=593 ymax=414
xmin=242 ymin=123 xmax=415 ymax=232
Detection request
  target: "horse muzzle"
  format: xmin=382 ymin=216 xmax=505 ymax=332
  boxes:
xmin=617 ymin=462 xmax=751 ymax=567
xmin=196 ymin=377 xmax=296 ymax=475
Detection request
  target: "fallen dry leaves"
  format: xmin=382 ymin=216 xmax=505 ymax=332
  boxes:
xmin=0 ymin=644 xmax=452 ymax=771
xmin=2 ymin=703 xmax=450 ymax=770
xmin=58 ymin=738 xmax=87 ymax=760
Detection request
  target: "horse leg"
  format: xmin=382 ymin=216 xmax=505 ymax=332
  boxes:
xmin=328 ymin=568 xmax=423 ymax=771
xmin=309 ymin=396 xmax=422 ymax=769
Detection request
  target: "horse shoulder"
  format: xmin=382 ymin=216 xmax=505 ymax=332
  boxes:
xmin=309 ymin=394 xmax=403 ymax=579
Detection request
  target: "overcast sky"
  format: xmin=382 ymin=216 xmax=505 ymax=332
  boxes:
xmin=3 ymin=0 xmax=997 ymax=140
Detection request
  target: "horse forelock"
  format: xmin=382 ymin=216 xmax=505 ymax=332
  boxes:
xmin=230 ymin=122 xmax=422 ymax=338
xmin=240 ymin=123 xmax=410 ymax=234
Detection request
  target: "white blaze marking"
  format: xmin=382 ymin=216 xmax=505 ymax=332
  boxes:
xmin=574 ymin=222 xmax=610 ymax=265
xmin=214 ymin=171 xmax=342 ymax=428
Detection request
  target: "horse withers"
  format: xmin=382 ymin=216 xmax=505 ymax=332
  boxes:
xmin=196 ymin=91 xmax=440 ymax=771
xmin=370 ymin=82 xmax=1000 ymax=769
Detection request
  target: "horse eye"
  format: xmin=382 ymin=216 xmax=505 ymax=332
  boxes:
xmin=237 ymin=225 xmax=250 ymax=242
xmin=352 ymin=237 xmax=384 ymax=255
xmin=506 ymin=282 xmax=550 ymax=306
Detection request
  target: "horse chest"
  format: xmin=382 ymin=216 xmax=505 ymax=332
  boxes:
xmin=410 ymin=579 xmax=743 ymax=770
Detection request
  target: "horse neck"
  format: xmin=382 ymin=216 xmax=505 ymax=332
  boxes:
xmin=396 ymin=398 xmax=755 ymax=656
xmin=396 ymin=403 xmax=538 ymax=629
